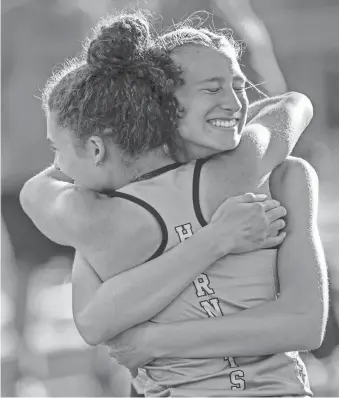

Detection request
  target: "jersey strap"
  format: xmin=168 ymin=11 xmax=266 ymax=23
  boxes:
xmin=192 ymin=158 xmax=210 ymax=227
xmin=103 ymin=191 xmax=168 ymax=262
xmin=133 ymin=162 xmax=183 ymax=182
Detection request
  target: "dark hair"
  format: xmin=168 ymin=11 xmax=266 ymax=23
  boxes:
xmin=42 ymin=11 xmax=182 ymax=157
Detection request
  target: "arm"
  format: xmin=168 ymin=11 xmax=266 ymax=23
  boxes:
xmin=246 ymin=95 xmax=282 ymax=123
xmin=72 ymin=228 xmax=226 ymax=346
xmin=212 ymin=0 xmax=287 ymax=95
xmin=137 ymin=157 xmax=328 ymax=358
xmin=73 ymin=194 xmax=284 ymax=345
xmin=229 ymin=92 xmax=313 ymax=183
xmin=20 ymin=166 xmax=96 ymax=246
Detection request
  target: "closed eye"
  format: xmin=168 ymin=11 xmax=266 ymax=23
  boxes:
xmin=233 ymin=86 xmax=246 ymax=93
xmin=204 ymin=87 xmax=221 ymax=93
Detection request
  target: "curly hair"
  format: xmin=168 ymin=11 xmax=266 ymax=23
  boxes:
xmin=42 ymin=11 xmax=182 ymax=157
xmin=42 ymin=11 xmax=242 ymax=158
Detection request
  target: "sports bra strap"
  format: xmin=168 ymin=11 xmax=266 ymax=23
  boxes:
xmin=103 ymin=190 xmax=168 ymax=262
xmin=192 ymin=158 xmax=211 ymax=227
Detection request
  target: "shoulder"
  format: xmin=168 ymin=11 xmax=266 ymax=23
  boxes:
xmin=75 ymin=190 xmax=163 ymax=256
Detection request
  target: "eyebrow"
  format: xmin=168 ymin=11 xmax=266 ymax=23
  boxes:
xmin=198 ymin=75 xmax=247 ymax=85
xmin=198 ymin=77 xmax=225 ymax=85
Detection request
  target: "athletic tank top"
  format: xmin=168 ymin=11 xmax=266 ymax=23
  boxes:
xmin=114 ymin=160 xmax=311 ymax=397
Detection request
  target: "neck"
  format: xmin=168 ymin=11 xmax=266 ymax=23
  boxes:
xmin=125 ymin=148 xmax=175 ymax=181
xmin=176 ymin=141 xmax=219 ymax=162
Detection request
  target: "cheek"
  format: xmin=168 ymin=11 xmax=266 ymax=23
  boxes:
xmin=182 ymin=97 xmax=209 ymax=123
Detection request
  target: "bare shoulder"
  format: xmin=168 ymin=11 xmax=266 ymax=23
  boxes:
xmin=198 ymin=148 xmax=266 ymax=220
xmin=77 ymin=193 xmax=163 ymax=279
xmin=76 ymin=191 xmax=162 ymax=244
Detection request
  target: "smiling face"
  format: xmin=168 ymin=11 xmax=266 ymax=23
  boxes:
xmin=172 ymin=45 xmax=248 ymax=160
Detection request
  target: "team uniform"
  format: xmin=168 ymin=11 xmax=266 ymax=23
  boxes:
xmin=108 ymin=159 xmax=311 ymax=397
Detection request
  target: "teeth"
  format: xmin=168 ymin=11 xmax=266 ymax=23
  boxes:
xmin=210 ymin=119 xmax=237 ymax=128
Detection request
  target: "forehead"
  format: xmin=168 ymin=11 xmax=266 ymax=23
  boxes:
xmin=172 ymin=45 xmax=244 ymax=86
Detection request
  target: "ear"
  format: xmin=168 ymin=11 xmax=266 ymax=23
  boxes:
xmin=177 ymin=105 xmax=185 ymax=119
xmin=88 ymin=136 xmax=106 ymax=165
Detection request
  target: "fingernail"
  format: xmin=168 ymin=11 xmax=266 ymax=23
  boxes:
xmin=257 ymin=194 xmax=267 ymax=199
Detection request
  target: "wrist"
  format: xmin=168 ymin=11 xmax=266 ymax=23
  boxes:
xmin=199 ymin=225 xmax=233 ymax=258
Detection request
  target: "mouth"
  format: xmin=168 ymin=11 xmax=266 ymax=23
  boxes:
xmin=207 ymin=118 xmax=239 ymax=129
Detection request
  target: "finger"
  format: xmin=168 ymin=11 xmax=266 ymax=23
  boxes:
xmin=234 ymin=193 xmax=267 ymax=203
xmin=262 ymin=199 xmax=280 ymax=212
xmin=266 ymin=206 xmax=287 ymax=223
xmin=261 ymin=232 xmax=286 ymax=249
xmin=268 ymin=219 xmax=286 ymax=237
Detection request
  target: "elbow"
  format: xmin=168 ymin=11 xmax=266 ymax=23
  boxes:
xmin=302 ymin=310 xmax=326 ymax=351
xmin=75 ymin=317 xmax=106 ymax=346
xmin=78 ymin=327 xmax=102 ymax=347
xmin=290 ymin=310 xmax=324 ymax=351
xmin=285 ymin=92 xmax=314 ymax=125
xmin=278 ymin=297 xmax=324 ymax=351
xmin=74 ymin=313 xmax=118 ymax=346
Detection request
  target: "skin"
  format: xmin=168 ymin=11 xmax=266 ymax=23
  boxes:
xmin=171 ymin=45 xmax=248 ymax=160
xmin=20 ymin=43 xmax=325 ymax=393
xmin=48 ymin=112 xmax=173 ymax=192
xmin=103 ymin=157 xmax=327 ymax=371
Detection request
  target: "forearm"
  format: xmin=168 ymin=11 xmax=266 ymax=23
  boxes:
xmin=152 ymin=228 xmax=327 ymax=359
xmin=76 ymin=226 xmax=227 ymax=344
xmin=149 ymin=296 xmax=312 ymax=359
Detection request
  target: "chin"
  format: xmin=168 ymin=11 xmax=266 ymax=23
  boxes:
xmin=218 ymin=135 xmax=241 ymax=152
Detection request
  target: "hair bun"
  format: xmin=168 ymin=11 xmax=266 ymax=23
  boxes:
xmin=87 ymin=15 xmax=150 ymax=76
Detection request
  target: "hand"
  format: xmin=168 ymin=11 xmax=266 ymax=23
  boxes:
xmin=104 ymin=322 xmax=155 ymax=371
xmin=208 ymin=193 xmax=286 ymax=255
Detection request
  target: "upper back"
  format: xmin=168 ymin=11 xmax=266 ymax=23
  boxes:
xmin=79 ymin=145 xmax=271 ymax=281
xmin=195 ymin=150 xmax=271 ymax=225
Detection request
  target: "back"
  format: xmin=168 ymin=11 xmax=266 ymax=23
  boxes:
xmin=114 ymin=158 xmax=310 ymax=397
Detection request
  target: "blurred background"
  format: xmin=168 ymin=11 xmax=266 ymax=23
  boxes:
xmin=1 ymin=0 xmax=339 ymax=396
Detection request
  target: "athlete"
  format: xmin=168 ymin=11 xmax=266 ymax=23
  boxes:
xmin=20 ymin=12 xmax=327 ymax=397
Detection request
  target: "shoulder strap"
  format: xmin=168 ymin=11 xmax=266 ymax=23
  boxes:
xmin=192 ymin=158 xmax=210 ymax=227
xmin=104 ymin=190 xmax=168 ymax=262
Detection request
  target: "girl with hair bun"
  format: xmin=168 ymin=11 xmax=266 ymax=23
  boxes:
xmin=21 ymin=11 xmax=326 ymax=398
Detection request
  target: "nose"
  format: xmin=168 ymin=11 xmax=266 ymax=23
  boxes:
xmin=219 ymin=89 xmax=242 ymax=114
xmin=53 ymin=156 xmax=60 ymax=171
